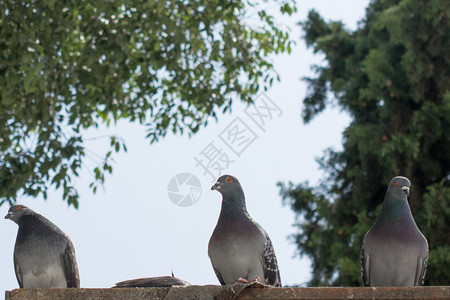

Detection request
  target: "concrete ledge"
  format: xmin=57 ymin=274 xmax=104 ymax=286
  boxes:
xmin=5 ymin=285 xmax=450 ymax=300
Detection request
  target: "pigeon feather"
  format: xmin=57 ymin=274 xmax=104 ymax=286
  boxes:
xmin=5 ymin=205 xmax=80 ymax=288
xmin=209 ymin=175 xmax=281 ymax=286
xmin=361 ymin=176 xmax=428 ymax=287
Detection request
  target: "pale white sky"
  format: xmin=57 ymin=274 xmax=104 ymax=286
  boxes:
xmin=1 ymin=0 xmax=370 ymax=292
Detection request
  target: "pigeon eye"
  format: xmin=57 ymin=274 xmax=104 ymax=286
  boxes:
xmin=17 ymin=205 xmax=21 ymax=211
xmin=226 ymin=177 xmax=232 ymax=183
xmin=393 ymin=181 xmax=398 ymax=187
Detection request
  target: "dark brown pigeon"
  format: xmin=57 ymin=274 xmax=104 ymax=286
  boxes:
xmin=113 ymin=274 xmax=190 ymax=288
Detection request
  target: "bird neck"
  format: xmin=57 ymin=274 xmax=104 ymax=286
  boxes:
xmin=377 ymin=197 xmax=415 ymax=225
xmin=218 ymin=194 xmax=249 ymax=220
xmin=15 ymin=215 xmax=44 ymax=242
xmin=18 ymin=214 xmax=38 ymax=227
xmin=18 ymin=214 xmax=61 ymax=234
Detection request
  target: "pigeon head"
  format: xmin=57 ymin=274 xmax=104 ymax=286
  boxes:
xmin=387 ymin=176 xmax=411 ymax=199
xmin=4 ymin=205 xmax=33 ymax=224
xmin=211 ymin=175 xmax=244 ymax=197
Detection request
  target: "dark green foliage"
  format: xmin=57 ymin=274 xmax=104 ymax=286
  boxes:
xmin=0 ymin=0 xmax=296 ymax=207
xmin=279 ymin=0 xmax=450 ymax=286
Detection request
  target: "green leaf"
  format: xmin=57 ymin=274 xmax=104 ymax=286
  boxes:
xmin=0 ymin=0 xmax=296 ymax=208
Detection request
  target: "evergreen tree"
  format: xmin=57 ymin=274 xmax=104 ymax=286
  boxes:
xmin=279 ymin=0 xmax=450 ymax=286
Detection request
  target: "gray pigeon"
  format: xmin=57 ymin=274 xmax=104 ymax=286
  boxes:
xmin=361 ymin=176 xmax=428 ymax=286
xmin=5 ymin=205 xmax=80 ymax=288
xmin=208 ymin=175 xmax=281 ymax=286
xmin=113 ymin=275 xmax=190 ymax=288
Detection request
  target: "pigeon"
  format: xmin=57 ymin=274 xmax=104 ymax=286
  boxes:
xmin=361 ymin=176 xmax=428 ymax=286
xmin=208 ymin=175 xmax=281 ymax=286
xmin=113 ymin=274 xmax=190 ymax=288
xmin=5 ymin=204 xmax=80 ymax=288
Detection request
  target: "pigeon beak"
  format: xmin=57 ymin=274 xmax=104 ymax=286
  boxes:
xmin=401 ymin=186 xmax=410 ymax=197
xmin=4 ymin=212 xmax=12 ymax=219
xmin=211 ymin=182 xmax=221 ymax=191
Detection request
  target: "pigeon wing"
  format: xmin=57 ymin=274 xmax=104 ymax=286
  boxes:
xmin=360 ymin=241 xmax=370 ymax=286
xmin=213 ymin=268 xmax=227 ymax=285
xmin=61 ymin=243 xmax=80 ymax=288
xmin=414 ymin=254 xmax=428 ymax=286
xmin=13 ymin=255 xmax=23 ymax=288
xmin=261 ymin=231 xmax=281 ymax=287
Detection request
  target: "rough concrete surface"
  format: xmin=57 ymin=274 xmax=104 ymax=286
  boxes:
xmin=5 ymin=285 xmax=450 ymax=300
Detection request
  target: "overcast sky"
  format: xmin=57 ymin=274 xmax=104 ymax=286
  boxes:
xmin=1 ymin=0 xmax=370 ymax=292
